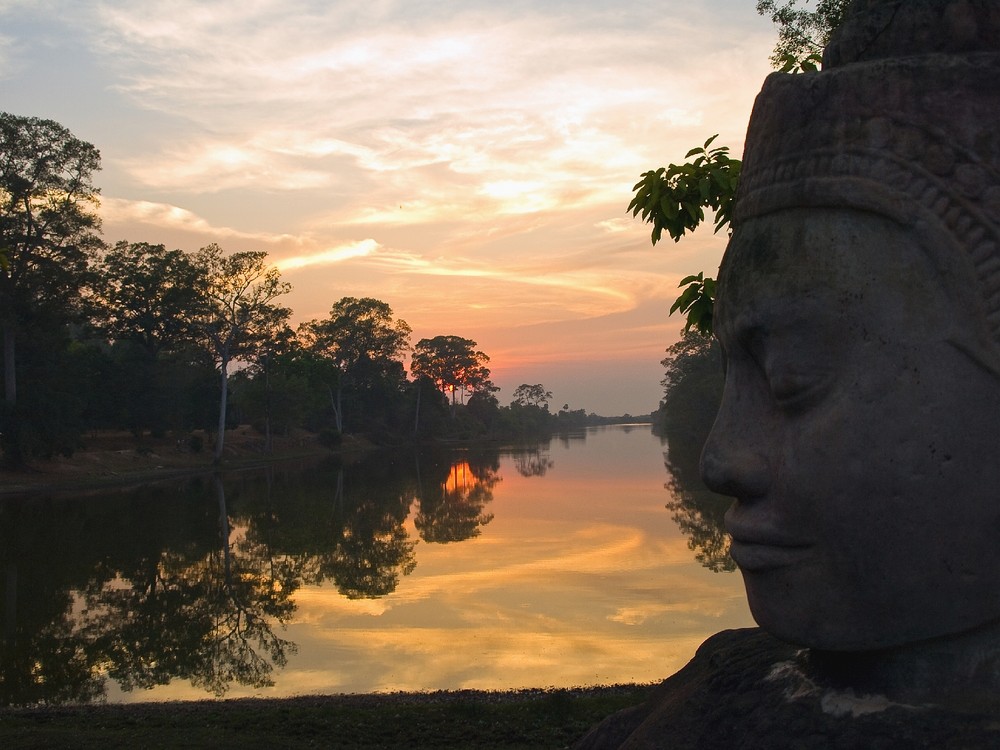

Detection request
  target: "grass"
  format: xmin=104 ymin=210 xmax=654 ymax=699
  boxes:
xmin=0 ymin=686 xmax=652 ymax=749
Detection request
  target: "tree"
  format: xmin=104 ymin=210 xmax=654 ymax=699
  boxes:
xmin=0 ymin=113 xmax=102 ymax=462
xmin=189 ymin=244 xmax=291 ymax=462
xmin=757 ymin=0 xmax=851 ymax=72
xmin=410 ymin=335 xmax=491 ymax=411
xmin=511 ymin=383 xmax=553 ymax=411
xmin=90 ymin=241 xmax=208 ymax=437
xmin=631 ymin=3 xmax=848 ymax=333
xmin=299 ymin=297 xmax=411 ymax=434
xmin=93 ymin=241 xmax=202 ymax=357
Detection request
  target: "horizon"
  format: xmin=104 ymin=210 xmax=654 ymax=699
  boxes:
xmin=0 ymin=0 xmax=775 ymax=415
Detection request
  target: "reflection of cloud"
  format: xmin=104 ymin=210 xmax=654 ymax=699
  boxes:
xmin=609 ymin=599 xmax=730 ymax=626
xmin=294 ymin=588 xmax=393 ymax=620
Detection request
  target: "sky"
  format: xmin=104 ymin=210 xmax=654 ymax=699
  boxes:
xmin=0 ymin=0 xmax=776 ymax=415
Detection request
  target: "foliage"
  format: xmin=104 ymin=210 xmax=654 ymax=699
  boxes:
xmin=669 ymin=272 xmax=716 ymax=335
xmin=757 ymin=0 xmax=851 ymax=72
xmin=410 ymin=335 xmax=491 ymax=407
xmin=632 ymin=3 xmax=848 ymax=334
xmin=511 ymin=383 xmax=552 ymax=410
xmin=628 ymin=136 xmax=737 ymax=335
xmin=302 ymin=297 xmax=411 ymax=372
xmin=0 ymin=113 xmax=102 ymax=319
xmin=0 ymin=112 xmax=102 ymax=462
xmin=628 ymin=135 xmax=740 ymax=247
xmin=299 ymin=297 xmax=411 ymax=435
xmin=657 ymin=329 xmax=723 ymax=446
xmin=93 ymin=241 xmax=202 ymax=356
xmin=189 ymin=244 xmax=292 ymax=461
xmin=0 ymin=111 xmax=616 ymax=461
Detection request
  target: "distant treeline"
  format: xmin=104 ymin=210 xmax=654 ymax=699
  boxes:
xmin=0 ymin=113 xmax=648 ymax=465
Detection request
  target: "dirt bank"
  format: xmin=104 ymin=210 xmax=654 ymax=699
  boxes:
xmin=0 ymin=426 xmax=349 ymax=495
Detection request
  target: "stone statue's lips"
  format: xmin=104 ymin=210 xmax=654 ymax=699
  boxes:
xmin=726 ymin=521 xmax=813 ymax=573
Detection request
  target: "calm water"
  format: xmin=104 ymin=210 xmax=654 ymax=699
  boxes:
xmin=0 ymin=425 xmax=753 ymax=705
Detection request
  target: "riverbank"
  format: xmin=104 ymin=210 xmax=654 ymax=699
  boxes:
xmin=0 ymin=426 xmax=348 ymax=495
xmin=0 ymin=685 xmax=652 ymax=749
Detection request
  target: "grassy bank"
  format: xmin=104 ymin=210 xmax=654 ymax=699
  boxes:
xmin=0 ymin=686 xmax=651 ymax=749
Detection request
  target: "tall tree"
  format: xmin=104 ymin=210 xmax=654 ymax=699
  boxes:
xmin=511 ymin=383 xmax=553 ymax=410
xmin=190 ymin=244 xmax=291 ymax=462
xmin=410 ymin=335 xmax=491 ymax=411
xmin=0 ymin=113 xmax=101 ymax=460
xmin=299 ymin=297 xmax=411 ymax=434
xmin=94 ymin=241 xmax=202 ymax=357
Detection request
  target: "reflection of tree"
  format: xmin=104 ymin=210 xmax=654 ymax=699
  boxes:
xmin=0 ymin=446 xmax=497 ymax=705
xmin=665 ymin=461 xmax=735 ymax=573
xmin=80 ymin=476 xmax=299 ymax=696
xmin=657 ymin=331 xmax=734 ymax=572
xmin=0 ymin=487 xmax=220 ymax=705
xmin=1 ymin=570 xmax=105 ymax=706
xmin=415 ymin=451 xmax=498 ymax=543
xmin=256 ymin=454 xmax=419 ymax=600
xmin=314 ymin=468 xmax=417 ymax=598
xmin=513 ymin=448 xmax=554 ymax=477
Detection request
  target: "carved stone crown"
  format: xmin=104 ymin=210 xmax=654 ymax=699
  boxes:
xmin=734 ymin=0 xmax=1000 ymax=344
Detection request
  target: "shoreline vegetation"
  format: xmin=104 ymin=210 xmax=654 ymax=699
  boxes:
xmin=0 ymin=419 xmax=653 ymax=496
xmin=0 ymin=425 xmax=337 ymax=496
xmin=0 ymin=684 xmax=654 ymax=749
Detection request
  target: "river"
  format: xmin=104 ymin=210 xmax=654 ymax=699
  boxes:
xmin=0 ymin=424 xmax=753 ymax=705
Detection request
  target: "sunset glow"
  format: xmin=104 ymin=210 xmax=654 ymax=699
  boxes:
xmin=0 ymin=0 xmax=776 ymax=413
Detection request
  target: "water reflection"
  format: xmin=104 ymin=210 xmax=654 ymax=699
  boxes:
xmin=0 ymin=448 xmax=507 ymax=705
xmin=0 ymin=431 xmax=747 ymax=706
xmin=512 ymin=448 xmax=554 ymax=478
xmin=662 ymin=429 xmax=735 ymax=573
xmin=415 ymin=452 xmax=498 ymax=544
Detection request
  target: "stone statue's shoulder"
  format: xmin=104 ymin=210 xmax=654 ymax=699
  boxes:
xmin=574 ymin=628 xmax=1000 ymax=750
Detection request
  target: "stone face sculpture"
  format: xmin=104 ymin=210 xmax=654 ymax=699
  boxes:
xmin=574 ymin=3 xmax=1000 ymax=745
xmin=700 ymin=0 xmax=1000 ymax=657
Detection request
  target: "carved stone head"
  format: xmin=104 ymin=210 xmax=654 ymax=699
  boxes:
xmin=701 ymin=0 xmax=1000 ymax=652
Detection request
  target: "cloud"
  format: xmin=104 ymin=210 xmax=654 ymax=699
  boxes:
xmin=83 ymin=0 xmax=772 ymax=217
xmin=276 ymin=238 xmax=380 ymax=271
xmin=100 ymin=197 xmax=303 ymax=246
xmin=4 ymin=0 xmax=776 ymax=412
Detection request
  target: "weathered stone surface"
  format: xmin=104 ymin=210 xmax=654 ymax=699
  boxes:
xmin=702 ymin=0 xmax=1000 ymax=653
xmin=578 ymin=1 xmax=1000 ymax=745
xmin=574 ymin=629 xmax=1000 ymax=749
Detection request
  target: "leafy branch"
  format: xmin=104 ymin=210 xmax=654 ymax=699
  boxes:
xmin=627 ymin=135 xmax=741 ymax=247
xmin=669 ymin=273 xmax=716 ymax=336
xmin=628 ymin=136 xmax=739 ymax=333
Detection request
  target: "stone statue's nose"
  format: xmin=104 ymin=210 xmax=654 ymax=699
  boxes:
xmin=700 ymin=426 xmax=770 ymax=500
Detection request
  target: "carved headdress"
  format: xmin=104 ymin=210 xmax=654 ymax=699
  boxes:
xmin=733 ymin=0 xmax=1000 ymax=347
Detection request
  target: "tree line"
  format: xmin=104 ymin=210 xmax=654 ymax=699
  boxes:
xmin=0 ymin=113 xmax=608 ymax=467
